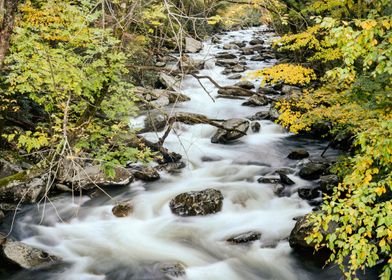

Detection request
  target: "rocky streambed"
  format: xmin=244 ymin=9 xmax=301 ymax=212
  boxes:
xmin=0 ymin=27 xmax=344 ymax=280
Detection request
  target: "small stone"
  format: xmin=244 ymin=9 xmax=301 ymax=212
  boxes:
xmin=228 ymin=74 xmax=242 ymax=80
xmin=278 ymin=173 xmax=295 ymax=185
xmin=226 ymin=231 xmax=261 ymax=244
xmin=288 ymin=149 xmax=309 ymax=160
xmin=251 ymin=122 xmax=261 ymax=132
xmin=160 ymin=262 xmax=186 ymax=278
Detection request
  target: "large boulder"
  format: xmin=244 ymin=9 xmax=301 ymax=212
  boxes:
xmin=169 ymin=188 xmax=223 ymax=216
xmin=180 ymin=57 xmax=205 ymax=73
xmin=226 ymin=231 xmax=262 ymax=244
xmin=0 ymin=237 xmax=57 ymax=269
xmin=211 ymin=118 xmax=250 ymax=144
xmin=299 ymin=162 xmax=329 ymax=180
xmin=298 ymin=187 xmax=320 ymax=200
xmin=128 ymin=165 xmax=160 ymax=182
xmin=0 ymin=160 xmax=22 ymax=179
xmin=185 ymin=37 xmax=203 ymax=53
xmin=0 ymin=177 xmax=45 ymax=204
xmin=159 ymin=73 xmax=180 ymax=92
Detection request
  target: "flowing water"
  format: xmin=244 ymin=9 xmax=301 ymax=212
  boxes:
xmin=1 ymin=27 xmax=342 ymax=280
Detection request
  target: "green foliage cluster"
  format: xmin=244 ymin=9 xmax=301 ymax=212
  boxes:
xmin=260 ymin=0 xmax=392 ymax=278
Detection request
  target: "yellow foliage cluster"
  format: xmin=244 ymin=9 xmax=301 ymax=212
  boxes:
xmin=252 ymin=64 xmax=316 ymax=86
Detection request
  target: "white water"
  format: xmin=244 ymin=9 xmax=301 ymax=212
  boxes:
xmin=5 ymin=27 xmax=340 ymax=280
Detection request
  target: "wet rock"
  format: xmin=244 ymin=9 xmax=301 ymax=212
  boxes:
xmin=258 ymin=177 xmax=280 ymax=184
xmin=226 ymin=231 xmax=261 ymax=244
xmin=216 ymin=59 xmax=238 ymax=67
xmin=221 ymin=68 xmax=232 ymax=75
xmin=218 ymin=86 xmax=254 ymax=97
xmin=241 ymin=47 xmax=255 ymax=55
xmin=157 ymin=162 xmax=186 ymax=173
xmin=275 ymin=167 xmax=295 ymax=175
xmin=299 ymin=162 xmax=328 ymax=180
xmin=249 ymin=111 xmax=270 ymax=121
xmin=216 ymin=53 xmax=237 ymax=59
xmin=0 ymin=177 xmax=45 ymax=204
xmin=289 ymin=212 xmax=337 ymax=253
xmin=185 ymin=37 xmax=203 ymax=53
xmin=211 ymin=35 xmax=221 ymax=44
xmin=0 ymin=210 xmax=4 ymax=224
xmin=65 ymin=166 xmax=134 ymax=190
xmin=251 ymin=122 xmax=261 ymax=132
xmin=250 ymin=55 xmax=264 ymax=61
xmin=142 ymin=112 xmax=167 ymax=133
xmin=180 ymin=57 xmax=205 ymax=73
xmin=223 ymin=43 xmax=239 ymax=50
xmin=278 ymin=173 xmax=295 ymax=185
xmin=159 ymin=73 xmax=180 ymax=91
xmin=281 ymin=85 xmax=302 ymax=95
xmin=128 ymin=165 xmax=160 ymax=181
xmin=228 ymin=74 xmax=242 ymax=80
xmin=159 ymin=262 xmax=186 ymax=278
xmin=230 ymin=40 xmax=246 ymax=48
xmin=211 ymin=118 xmax=250 ymax=144
xmin=288 ymin=149 xmax=309 ymax=160
xmin=0 ymin=160 xmax=22 ymax=179
xmin=249 ymin=39 xmax=265 ymax=45
xmin=319 ymin=175 xmax=338 ymax=194
xmin=242 ymin=94 xmax=269 ymax=107
xmin=234 ymin=80 xmax=255 ymax=90
xmin=170 ymin=188 xmax=223 ymax=216
xmin=298 ymin=187 xmax=320 ymax=200
xmin=134 ymin=87 xmax=190 ymax=105
xmin=112 ymin=200 xmax=133 ymax=217
xmin=232 ymin=65 xmax=247 ymax=73
xmin=150 ymin=96 xmax=170 ymax=107
xmin=268 ymin=106 xmax=280 ymax=121
xmin=1 ymin=238 xmax=57 ymax=269
xmin=258 ymin=86 xmax=280 ymax=95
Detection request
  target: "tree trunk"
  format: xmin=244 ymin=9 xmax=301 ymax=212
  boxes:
xmin=0 ymin=0 xmax=19 ymax=68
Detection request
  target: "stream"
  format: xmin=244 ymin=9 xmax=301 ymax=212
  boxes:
xmin=0 ymin=26 xmax=342 ymax=280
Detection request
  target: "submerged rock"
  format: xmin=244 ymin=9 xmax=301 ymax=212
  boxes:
xmin=112 ymin=200 xmax=133 ymax=217
xmin=0 ymin=238 xmax=57 ymax=269
xmin=159 ymin=262 xmax=186 ymax=278
xmin=249 ymin=39 xmax=265 ymax=45
xmin=226 ymin=231 xmax=261 ymax=244
xmin=169 ymin=188 xmax=223 ymax=216
xmin=211 ymin=118 xmax=250 ymax=144
xmin=288 ymin=149 xmax=309 ymax=160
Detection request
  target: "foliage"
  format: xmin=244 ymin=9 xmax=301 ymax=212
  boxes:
xmin=256 ymin=0 xmax=392 ymax=278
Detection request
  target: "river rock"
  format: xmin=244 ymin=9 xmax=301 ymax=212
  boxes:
xmin=0 ymin=160 xmax=22 ymax=179
xmin=230 ymin=40 xmax=246 ymax=48
xmin=226 ymin=231 xmax=261 ymax=244
xmin=288 ymin=149 xmax=309 ymax=160
xmin=228 ymin=74 xmax=242 ymax=80
xmin=251 ymin=122 xmax=261 ymax=132
xmin=159 ymin=262 xmax=186 ymax=278
xmin=143 ymin=112 xmax=167 ymax=133
xmin=299 ymin=162 xmax=328 ymax=180
xmin=289 ymin=212 xmax=337 ymax=253
xmin=211 ymin=35 xmax=221 ymax=44
xmin=234 ymin=80 xmax=255 ymax=90
xmin=159 ymin=73 xmax=180 ymax=91
xmin=218 ymin=86 xmax=254 ymax=97
xmin=0 ymin=238 xmax=57 ymax=269
xmin=169 ymin=188 xmax=223 ymax=216
xmin=249 ymin=111 xmax=270 ymax=121
xmin=216 ymin=53 xmax=237 ymax=59
xmin=128 ymin=165 xmax=160 ymax=181
xmin=223 ymin=43 xmax=239 ymax=50
xmin=211 ymin=118 xmax=250 ymax=144
xmin=319 ymin=175 xmax=338 ymax=194
xmin=298 ymin=187 xmax=320 ymax=200
xmin=112 ymin=200 xmax=133 ymax=217
xmin=281 ymin=85 xmax=302 ymax=95
xmin=232 ymin=65 xmax=247 ymax=72
xmin=241 ymin=47 xmax=255 ymax=55
xmin=258 ymin=177 xmax=280 ymax=184
xmin=258 ymin=86 xmax=281 ymax=95
xmin=242 ymin=94 xmax=269 ymax=107
xmin=180 ymin=57 xmax=204 ymax=73
xmin=0 ymin=177 xmax=45 ymax=203
xmin=150 ymin=96 xmax=170 ymax=107
xmin=249 ymin=39 xmax=265 ymax=45
xmin=156 ymin=162 xmax=186 ymax=173
xmin=216 ymin=59 xmax=238 ymax=67
xmin=185 ymin=37 xmax=203 ymax=53
xmin=268 ymin=106 xmax=280 ymax=121
xmin=278 ymin=173 xmax=295 ymax=185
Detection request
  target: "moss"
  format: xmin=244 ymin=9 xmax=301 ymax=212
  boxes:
xmin=0 ymin=171 xmax=27 ymax=188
